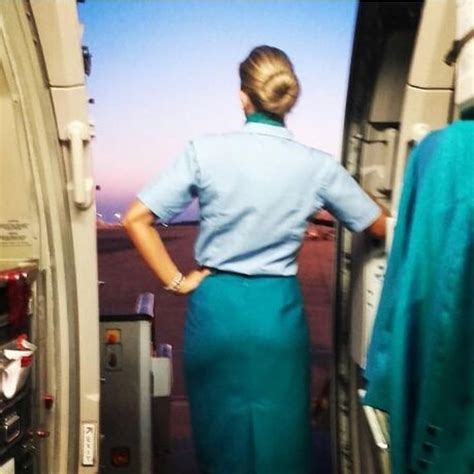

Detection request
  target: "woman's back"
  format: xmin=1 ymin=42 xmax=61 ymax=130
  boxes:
xmin=192 ymin=122 xmax=334 ymax=274
xmin=137 ymin=119 xmax=379 ymax=275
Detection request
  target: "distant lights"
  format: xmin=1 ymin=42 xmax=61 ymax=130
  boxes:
xmin=95 ymin=211 xmax=125 ymax=226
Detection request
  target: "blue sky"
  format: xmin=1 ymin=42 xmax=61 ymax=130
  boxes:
xmin=79 ymin=0 xmax=358 ymax=222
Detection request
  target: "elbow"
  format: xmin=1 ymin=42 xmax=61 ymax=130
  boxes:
xmin=121 ymin=212 xmax=133 ymax=230
xmin=121 ymin=211 xmax=141 ymax=236
xmin=121 ymin=216 xmax=132 ymax=229
xmin=121 ymin=200 xmax=156 ymax=234
xmin=121 ymin=210 xmax=155 ymax=236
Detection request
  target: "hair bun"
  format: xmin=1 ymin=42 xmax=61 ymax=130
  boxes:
xmin=259 ymin=70 xmax=299 ymax=117
xmin=239 ymin=46 xmax=300 ymax=118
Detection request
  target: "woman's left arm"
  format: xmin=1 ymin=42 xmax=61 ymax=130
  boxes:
xmin=122 ymin=200 xmax=210 ymax=294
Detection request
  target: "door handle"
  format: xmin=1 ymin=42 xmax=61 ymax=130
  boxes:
xmin=67 ymin=121 xmax=94 ymax=209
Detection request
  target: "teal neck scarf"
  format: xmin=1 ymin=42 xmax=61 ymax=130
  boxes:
xmin=246 ymin=111 xmax=285 ymax=127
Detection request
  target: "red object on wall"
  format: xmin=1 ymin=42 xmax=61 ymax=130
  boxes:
xmin=0 ymin=265 xmax=37 ymax=329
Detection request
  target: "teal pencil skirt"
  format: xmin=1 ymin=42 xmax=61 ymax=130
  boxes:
xmin=184 ymin=272 xmax=311 ymax=474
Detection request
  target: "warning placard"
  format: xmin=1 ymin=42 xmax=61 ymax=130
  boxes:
xmin=0 ymin=220 xmax=31 ymax=248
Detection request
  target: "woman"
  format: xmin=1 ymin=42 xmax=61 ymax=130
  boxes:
xmin=123 ymin=46 xmax=386 ymax=474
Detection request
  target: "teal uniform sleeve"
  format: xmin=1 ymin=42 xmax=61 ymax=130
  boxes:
xmin=319 ymin=162 xmax=381 ymax=232
xmin=136 ymin=142 xmax=199 ymax=223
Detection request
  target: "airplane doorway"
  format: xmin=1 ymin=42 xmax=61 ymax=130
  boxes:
xmin=78 ymin=1 xmax=358 ymax=472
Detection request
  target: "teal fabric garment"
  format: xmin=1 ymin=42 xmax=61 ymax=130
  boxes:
xmin=364 ymin=121 xmax=474 ymax=474
xmin=184 ymin=272 xmax=311 ymax=474
xmin=246 ymin=111 xmax=285 ymax=127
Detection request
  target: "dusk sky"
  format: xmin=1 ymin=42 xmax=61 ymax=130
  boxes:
xmin=79 ymin=0 xmax=358 ymax=222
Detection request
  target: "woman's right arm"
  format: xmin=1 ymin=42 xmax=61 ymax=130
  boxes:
xmin=365 ymin=205 xmax=389 ymax=239
xmin=319 ymin=161 xmax=390 ymax=238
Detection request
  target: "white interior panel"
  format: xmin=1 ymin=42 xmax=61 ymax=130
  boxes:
xmin=408 ymin=0 xmax=455 ymax=89
xmin=0 ymin=50 xmax=39 ymax=262
xmin=30 ymin=0 xmax=84 ymax=87
xmin=455 ymin=0 xmax=474 ymax=112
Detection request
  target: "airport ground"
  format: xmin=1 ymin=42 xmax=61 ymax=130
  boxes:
xmin=98 ymin=224 xmax=334 ymax=473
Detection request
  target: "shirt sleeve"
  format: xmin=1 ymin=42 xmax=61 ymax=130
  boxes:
xmin=136 ymin=142 xmax=199 ymax=223
xmin=319 ymin=161 xmax=381 ymax=232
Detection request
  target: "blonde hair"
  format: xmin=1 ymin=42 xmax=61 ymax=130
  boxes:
xmin=239 ymin=45 xmax=300 ymax=118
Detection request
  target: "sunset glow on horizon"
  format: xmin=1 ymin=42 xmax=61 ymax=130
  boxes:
xmin=79 ymin=0 xmax=357 ymax=222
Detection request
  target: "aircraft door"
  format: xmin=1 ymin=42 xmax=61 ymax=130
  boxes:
xmin=332 ymin=1 xmax=457 ymax=473
xmin=0 ymin=1 xmax=100 ymax=472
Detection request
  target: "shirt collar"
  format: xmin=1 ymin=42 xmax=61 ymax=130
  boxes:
xmin=246 ymin=111 xmax=285 ymax=127
xmin=242 ymin=122 xmax=294 ymax=140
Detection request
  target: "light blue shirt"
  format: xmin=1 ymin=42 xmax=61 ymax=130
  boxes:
xmin=137 ymin=122 xmax=380 ymax=275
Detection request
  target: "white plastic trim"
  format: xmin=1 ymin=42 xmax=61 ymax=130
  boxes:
xmin=66 ymin=121 xmax=93 ymax=209
xmin=455 ymin=0 xmax=474 ymax=112
xmin=358 ymin=390 xmax=389 ymax=451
